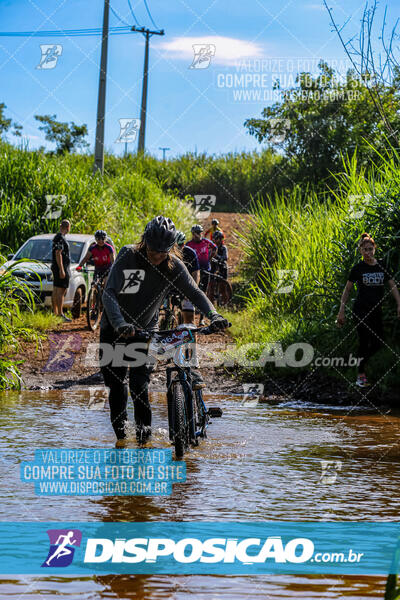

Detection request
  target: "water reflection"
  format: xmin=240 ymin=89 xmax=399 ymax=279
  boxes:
xmin=1 ymin=389 xmax=399 ymax=598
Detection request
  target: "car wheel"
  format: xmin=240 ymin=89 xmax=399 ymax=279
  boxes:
xmin=71 ymin=287 xmax=83 ymax=319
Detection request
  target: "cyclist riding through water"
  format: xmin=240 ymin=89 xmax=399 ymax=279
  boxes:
xmin=101 ymin=216 xmax=229 ymax=446
xmin=78 ymin=230 xmax=115 ymax=284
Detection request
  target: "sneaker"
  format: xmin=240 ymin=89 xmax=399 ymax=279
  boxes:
xmin=61 ymin=314 xmax=72 ymax=322
xmin=356 ymin=374 xmax=370 ymax=388
xmin=136 ymin=425 xmax=151 ymax=444
xmin=192 ymin=371 xmax=206 ymax=390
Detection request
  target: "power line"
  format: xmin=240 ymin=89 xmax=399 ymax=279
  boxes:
xmin=127 ymin=0 xmax=141 ymax=26
xmin=143 ymin=0 xmax=159 ymax=30
xmin=0 ymin=26 xmax=132 ymax=37
xmin=109 ymin=3 xmax=131 ymax=26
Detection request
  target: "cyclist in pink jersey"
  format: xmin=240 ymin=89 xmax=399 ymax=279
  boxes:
xmin=186 ymin=224 xmax=216 ymax=324
xmin=78 ymin=230 xmax=115 ymax=284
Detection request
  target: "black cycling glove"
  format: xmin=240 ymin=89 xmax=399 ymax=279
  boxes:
xmin=117 ymin=324 xmax=135 ymax=338
xmin=209 ymin=312 xmax=230 ymax=332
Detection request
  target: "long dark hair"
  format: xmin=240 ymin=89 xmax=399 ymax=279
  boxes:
xmin=134 ymin=235 xmax=183 ymax=271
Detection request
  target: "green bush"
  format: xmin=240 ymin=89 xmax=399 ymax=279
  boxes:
xmin=0 ymin=256 xmax=41 ymax=389
xmin=228 ymin=150 xmax=400 ymax=391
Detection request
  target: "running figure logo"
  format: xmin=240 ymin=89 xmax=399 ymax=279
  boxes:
xmin=194 ymin=194 xmax=216 ymax=219
xmin=121 ymin=269 xmax=145 ymax=294
xmin=43 ymin=333 xmax=82 ymax=372
xmin=189 ymin=44 xmax=216 ymax=69
xmin=115 ymin=118 xmax=141 ymax=143
xmin=36 ymin=45 xmax=63 ymax=70
xmin=42 ymin=529 xmax=82 ymax=567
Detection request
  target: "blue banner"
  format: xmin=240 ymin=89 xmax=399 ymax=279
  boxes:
xmin=0 ymin=522 xmax=400 ymax=574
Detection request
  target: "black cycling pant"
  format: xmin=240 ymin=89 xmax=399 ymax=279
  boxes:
xmin=353 ymin=306 xmax=384 ymax=373
xmin=100 ymin=327 xmax=154 ymax=439
xmin=199 ymin=270 xmax=210 ymax=293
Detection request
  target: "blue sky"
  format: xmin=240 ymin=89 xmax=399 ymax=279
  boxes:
xmin=0 ymin=0 xmax=397 ymax=158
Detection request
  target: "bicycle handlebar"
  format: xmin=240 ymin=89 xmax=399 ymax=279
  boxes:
xmin=120 ymin=323 xmax=231 ymax=341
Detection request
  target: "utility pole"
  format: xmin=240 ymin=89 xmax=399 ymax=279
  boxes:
xmin=159 ymin=146 xmax=170 ymax=161
xmin=93 ymin=0 xmax=110 ymax=175
xmin=132 ymin=26 xmax=164 ymax=154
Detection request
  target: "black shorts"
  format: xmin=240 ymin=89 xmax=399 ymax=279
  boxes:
xmin=52 ymin=267 xmax=70 ymax=289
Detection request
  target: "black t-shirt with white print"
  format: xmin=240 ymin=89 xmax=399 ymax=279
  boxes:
xmin=348 ymin=260 xmax=392 ymax=311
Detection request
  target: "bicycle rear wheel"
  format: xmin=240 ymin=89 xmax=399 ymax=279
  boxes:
xmin=216 ymin=279 xmax=232 ymax=306
xmin=86 ymin=287 xmax=102 ymax=331
xmin=171 ymin=381 xmax=190 ymax=458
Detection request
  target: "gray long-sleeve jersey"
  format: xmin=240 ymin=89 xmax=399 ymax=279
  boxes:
xmin=101 ymin=245 xmax=215 ymax=331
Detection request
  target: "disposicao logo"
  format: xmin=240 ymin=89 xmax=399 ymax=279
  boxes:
xmin=83 ymin=536 xmax=314 ymax=564
xmin=41 ymin=529 xmax=82 ymax=567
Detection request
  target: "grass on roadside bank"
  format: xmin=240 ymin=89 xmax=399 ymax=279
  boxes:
xmin=16 ymin=309 xmax=63 ymax=332
xmin=224 ymin=151 xmax=400 ymax=396
xmin=0 ymin=256 xmax=43 ymax=389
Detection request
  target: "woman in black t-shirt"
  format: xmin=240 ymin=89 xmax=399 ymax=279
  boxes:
xmin=337 ymin=233 xmax=400 ymax=388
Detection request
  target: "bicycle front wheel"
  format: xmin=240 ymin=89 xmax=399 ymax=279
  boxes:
xmin=86 ymin=287 xmax=102 ymax=331
xmin=171 ymin=381 xmax=190 ymax=458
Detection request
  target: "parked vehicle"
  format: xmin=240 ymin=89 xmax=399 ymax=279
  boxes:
xmin=1 ymin=234 xmax=95 ymax=318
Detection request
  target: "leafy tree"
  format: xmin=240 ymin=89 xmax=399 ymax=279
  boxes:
xmin=0 ymin=103 xmax=22 ymax=138
xmin=244 ymin=61 xmax=400 ymax=188
xmin=34 ymin=114 xmax=89 ymax=154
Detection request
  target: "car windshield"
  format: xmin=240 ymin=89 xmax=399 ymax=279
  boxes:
xmin=13 ymin=239 xmax=84 ymax=264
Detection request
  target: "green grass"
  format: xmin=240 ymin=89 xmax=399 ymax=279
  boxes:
xmin=0 ymin=256 xmax=41 ymax=389
xmin=0 ymin=142 xmax=195 ymax=253
xmin=16 ymin=310 xmax=63 ymax=332
xmin=226 ymin=149 xmax=400 ymax=393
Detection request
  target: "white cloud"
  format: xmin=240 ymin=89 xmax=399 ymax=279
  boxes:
xmin=158 ymin=36 xmax=264 ymax=66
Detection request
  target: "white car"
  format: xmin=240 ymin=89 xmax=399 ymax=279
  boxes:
xmin=2 ymin=233 xmax=96 ymax=318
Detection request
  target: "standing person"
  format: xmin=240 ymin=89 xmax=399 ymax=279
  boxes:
xmin=211 ymin=231 xmax=228 ymax=280
xmin=77 ymin=230 xmax=115 ymax=285
xmin=101 ymin=215 xmax=229 ymax=445
xmin=337 ymin=232 xmax=400 ymax=387
xmin=176 ymin=231 xmax=200 ymax=325
xmin=51 ymin=219 xmax=71 ymax=321
xmin=186 ymin=224 xmax=216 ymax=325
xmin=205 ymin=218 xmax=223 ymax=240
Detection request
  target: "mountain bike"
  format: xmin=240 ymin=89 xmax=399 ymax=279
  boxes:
xmin=139 ymin=324 xmax=227 ymax=457
xmin=86 ymin=271 xmax=108 ymax=331
xmin=204 ymin=260 xmax=232 ymax=306
xmin=158 ymin=292 xmax=183 ymax=330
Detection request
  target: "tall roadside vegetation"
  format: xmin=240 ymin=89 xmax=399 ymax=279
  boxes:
xmin=0 ymin=142 xmax=194 ymax=253
xmin=0 ymin=257 xmax=40 ymax=389
xmin=227 ymin=151 xmax=400 ymax=391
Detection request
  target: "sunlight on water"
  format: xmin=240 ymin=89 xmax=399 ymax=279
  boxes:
xmin=1 ymin=388 xmax=399 ymax=598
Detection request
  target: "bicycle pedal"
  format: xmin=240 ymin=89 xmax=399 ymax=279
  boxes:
xmin=208 ymin=407 xmax=223 ymax=417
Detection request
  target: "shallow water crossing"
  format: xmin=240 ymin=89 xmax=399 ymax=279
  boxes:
xmin=1 ymin=388 xmax=400 ymax=598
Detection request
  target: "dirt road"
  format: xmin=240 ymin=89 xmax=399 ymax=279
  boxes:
xmin=17 ymin=212 xmax=251 ymax=391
